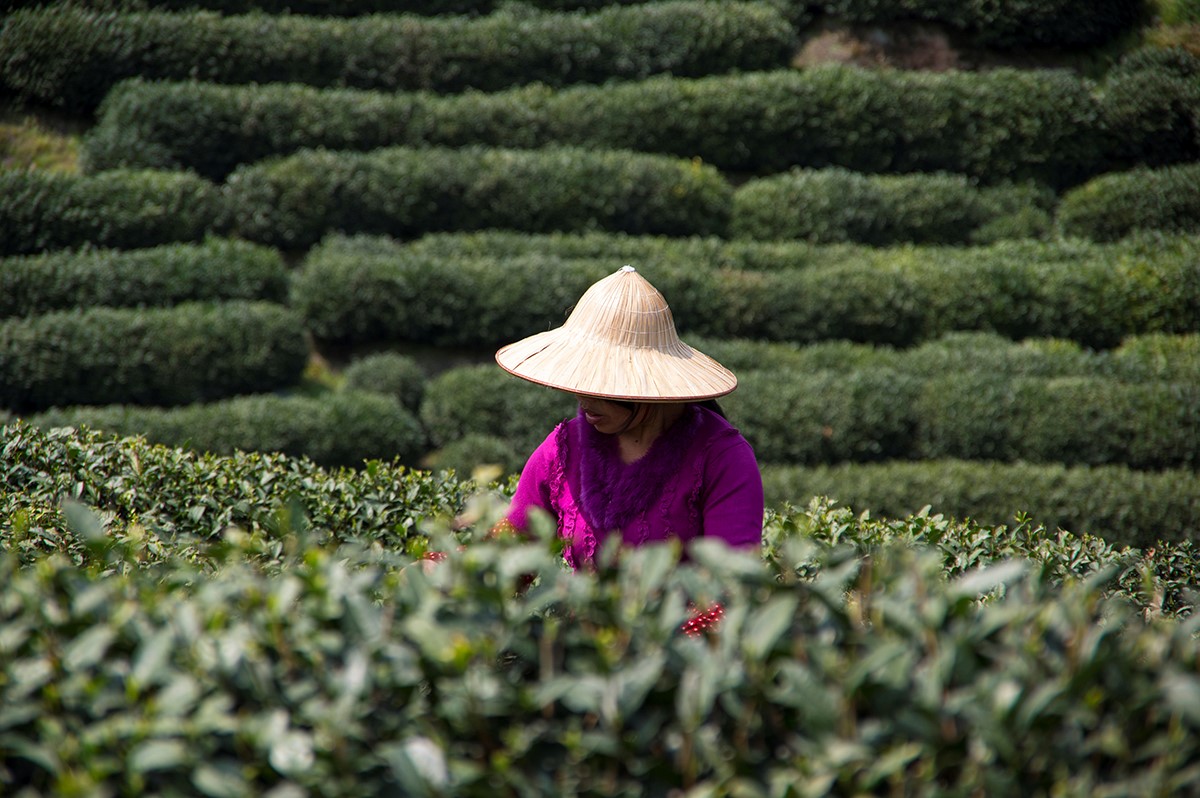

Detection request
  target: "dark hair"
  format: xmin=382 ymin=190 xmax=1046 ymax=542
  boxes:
xmin=697 ymin=399 xmax=726 ymax=418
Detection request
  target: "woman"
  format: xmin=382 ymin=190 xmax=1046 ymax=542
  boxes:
xmin=494 ymin=265 xmax=764 ymax=570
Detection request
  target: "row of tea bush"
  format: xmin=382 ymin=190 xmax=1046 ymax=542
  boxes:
xmin=84 ymin=50 xmax=1200 ymax=183
xmin=7 ymin=233 xmax=1198 ymax=351
xmin=17 ymin=328 xmax=1199 ymax=474
xmin=415 ymin=362 xmax=1200 ymax=470
xmin=0 ymin=301 xmax=308 ymax=412
xmin=0 ymin=2 xmax=796 ymax=111
xmin=295 ymin=232 xmax=1200 ymax=349
xmin=6 ymin=153 xmax=1196 ymax=257
xmin=0 ymin=0 xmax=1145 ymax=51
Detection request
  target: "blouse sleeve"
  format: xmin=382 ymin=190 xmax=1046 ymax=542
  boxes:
xmin=505 ymin=426 xmax=560 ymax=531
xmin=699 ymin=434 xmax=764 ymax=549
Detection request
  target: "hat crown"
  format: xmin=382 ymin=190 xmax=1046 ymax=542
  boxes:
xmin=494 ymin=266 xmax=737 ymax=402
xmin=563 ymin=267 xmax=680 ymax=350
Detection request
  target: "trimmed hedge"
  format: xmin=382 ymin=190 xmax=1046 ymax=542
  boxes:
xmin=1100 ymin=47 xmax=1200 ymax=170
xmin=341 ymin=352 xmax=427 ymax=412
xmin=1057 ymin=162 xmax=1200 ymax=242
xmin=222 ymin=146 xmax=731 ymax=249
xmin=821 ymin=0 xmax=1149 ymax=49
xmin=691 ymin=330 xmax=1200 ymax=384
xmin=0 ymin=0 xmax=758 ymax=21
xmin=0 ymin=302 xmax=308 ymax=413
xmin=294 ymin=233 xmax=1200 ymax=349
xmin=418 ymin=362 xmax=1200 ymax=470
xmin=0 ymin=3 xmax=795 ymax=113
xmin=85 ymin=65 xmax=1128 ymax=186
xmin=0 ymin=168 xmax=223 ymax=256
xmin=0 ymin=238 xmax=287 ymax=318
xmin=760 ymin=459 xmax=1200 ymax=549
xmin=419 ymin=364 xmax=577 ymax=457
xmin=27 ymin=391 xmax=427 ymax=468
xmin=729 ymin=370 xmax=1200 ymax=469
xmin=730 ymin=168 xmax=1054 ymax=245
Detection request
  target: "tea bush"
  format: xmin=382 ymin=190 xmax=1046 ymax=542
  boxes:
xmin=0 ymin=168 xmax=223 ymax=256
xmin=341 ymin=352 xmax=427 ymax=412
xmin=1057 ymin=162 xmax=1200 ymax=241
xmin=221 ymin=146 xmax=732 ymax=249
xmin=0 ymin=2 xmax=794 ymax=112
xmin=1099 ymin=46 xmax=1200 ymax=170
xmin=294 ymin=233 xmax=1200 ymax=349
xmin=762 ymin=459 xmax=1200 ymax=548
xmin=0 ymin=421 xmax=474 ymax=552
xmin=420 ymin=365 xmax=577 ymax=456
xmin=27 ymin=391 xmax=427 ymax=469
xmin=730 ymin=168 xmax=1054 ymax=245
xmin=0 ymin=301 xmax=308 ymax=413
xmin=86 ymin=65 xmax=1119 ymax=185
xmin=2 ymin=489 xmax=1199 ymax=796
xmin=822 ymin=0 xmax=1148 ymax=48
xmin=0 ymin=238 xmax=287 ymax=318
xmin=420 ymin=363 xmax=1200 ymax=470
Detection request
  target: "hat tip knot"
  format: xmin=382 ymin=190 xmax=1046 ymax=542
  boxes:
xmin=619 ymin=265 xmax=636 ymax=273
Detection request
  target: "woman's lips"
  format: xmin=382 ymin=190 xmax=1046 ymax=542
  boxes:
xmin=584 ymin=412 xmax=602 ymax=424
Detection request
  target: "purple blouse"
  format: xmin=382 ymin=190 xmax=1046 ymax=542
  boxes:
xmin=506 ymin=404 xmax=764 ymax=568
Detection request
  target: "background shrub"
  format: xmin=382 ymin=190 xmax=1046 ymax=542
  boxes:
xmin=425 ymin=433 xmax=528 ymax=479
xmin=0 ymin=169 xmax=223 ymax=256
xmin=1099 ymin=46 xmax=1200 ymax=170
xmin=419 ymin=365 xmax=576 ymax=456
xmin=0 ymin=302 xmax=308 ymax=413
xmin=0 ymin=238 xmax=287 ymax=318
xmin=822 ymin=0 xmax=1149 ymax=49
xmin=341 ymin=352 xmax=427 ymax=412
xmin=221 ymin=146 xmax=732 ymax=249
xmin=730 ymin=168 xmax=1054 ymax=245
xmin=760 ymin=459 xmax=1200 ymax=549
xmin=294 ymin=233 xmax=1200 ymax=350
xmin=0 ymin=3 xmax=795 ymax=113
xmin=1056 ymin=162 xmax=1200 ymax=241
xmin=86 ymin=66 xmax=1113 ymax=186
xmin=28 ymin=391 xmax=426 ymax=468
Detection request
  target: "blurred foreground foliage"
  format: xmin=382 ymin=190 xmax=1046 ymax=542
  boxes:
xmin=3 ymin=422 xmax=1200 ymax=795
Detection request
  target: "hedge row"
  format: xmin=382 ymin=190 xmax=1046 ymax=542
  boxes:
xmin=0 ymin=301 xmax=308 ymax=413
xmin=1057 ymin=162 xmax=1200 ymax=242
xmin=417 ymin=364 xmax=1200 ymax=470
xmin=0 ymin=237 xmax=287 ymax=318
xmin=3 ymin=158 xmax=1193 ymax=258
xmin=3 ymin=492 xmax=1200 ymax=795
xmin=0 ymin=2 xmax=795 ymax=113
xmin=759 ymin=459 xmax=1200 ymax=549
xmin=221 ymin=146 xmax=733 ymax=249
xmin=0 ymin=168 xmax=222 ymax=256
xmin=690 ymin=330 xmax=1200 ymax=384
xmin=0 ymin=0 xmax=774 ymax=21
xmin=729 ymin=369 xmax=1200 ymax=469
xmin=0 ymin=0 xmax=1144 ymax=50
xmin=293 ymin=233 xmax=1200 ymax=349
xmin=27 ymin=391 xmax=427 ymax=469
xmin=85 ymin=52 xmax=1200 ymax=184
xmin=819 ymin=0 xmax=1149 ymax=49
xmin=730 ymin=168 xmax=1053 ymax=245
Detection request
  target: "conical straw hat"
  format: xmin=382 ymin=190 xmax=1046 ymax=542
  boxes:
xmin=495 ymin=266 xmax=737 ymax=401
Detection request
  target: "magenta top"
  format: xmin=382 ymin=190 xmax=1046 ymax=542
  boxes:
xmin=506 ymin=404 xmax=764 ymax=568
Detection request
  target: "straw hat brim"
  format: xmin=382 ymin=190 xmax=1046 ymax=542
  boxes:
xmin=495 ymin=328 xmax=737 ymax=402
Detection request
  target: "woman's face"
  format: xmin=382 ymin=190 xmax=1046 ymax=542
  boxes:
xmin=575 ymin=395 xmax=640 ymax=435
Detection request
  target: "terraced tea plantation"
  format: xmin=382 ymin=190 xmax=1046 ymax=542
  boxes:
xmin=2 ymin=0 xmax=1200 ymax=793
